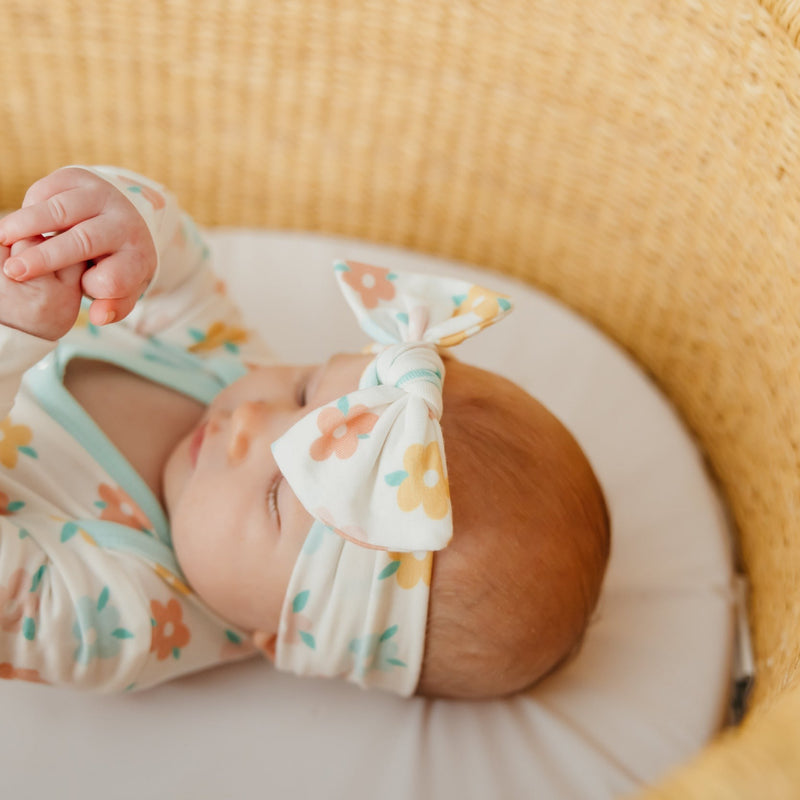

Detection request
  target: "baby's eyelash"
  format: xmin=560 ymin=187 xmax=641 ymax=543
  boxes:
xmin=267 ymin=474 xmax=282 ymax=527
xmin=297 ymin=379 xmax=308 ymax=407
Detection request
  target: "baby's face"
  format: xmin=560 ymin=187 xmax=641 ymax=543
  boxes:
xmin=162 ymin=353 xmax=371 ymax=638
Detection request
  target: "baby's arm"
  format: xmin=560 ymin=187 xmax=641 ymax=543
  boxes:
xmin=0 ymin=166 xmax=274 ymax=365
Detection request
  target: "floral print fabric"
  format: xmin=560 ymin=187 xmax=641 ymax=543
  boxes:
xmin=0 ymin=166 xmax=273 ymax=691
xmin=273 ymin=263 xmax=512 ymax=695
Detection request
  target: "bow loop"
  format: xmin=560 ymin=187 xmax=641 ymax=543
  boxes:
xmin=374 ymin=343 xmax=445 ymax=420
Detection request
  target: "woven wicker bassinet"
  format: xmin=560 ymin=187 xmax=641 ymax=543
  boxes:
xmin=4 ymin=1 xmax=800 ymax=796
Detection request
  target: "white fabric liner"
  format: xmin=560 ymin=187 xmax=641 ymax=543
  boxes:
xmin=0 ymin=231 xmax=735 ymax=800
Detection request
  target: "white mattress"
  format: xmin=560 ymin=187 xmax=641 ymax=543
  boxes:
xmin=0 ymin=232 xmax=736 ymax=800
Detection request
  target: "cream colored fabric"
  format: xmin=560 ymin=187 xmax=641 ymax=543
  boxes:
xmin=2 ymin=2 xmax=797 ymax=795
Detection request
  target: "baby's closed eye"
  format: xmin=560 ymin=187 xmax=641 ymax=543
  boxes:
xmin=267 ymin=473 xmax=282 ymax=526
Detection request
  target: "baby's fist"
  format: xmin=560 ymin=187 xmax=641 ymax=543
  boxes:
xmin=0 ymin=167 xmax=157 ymax=327
xmin=0 ymin=237 xmax=85 ymax=340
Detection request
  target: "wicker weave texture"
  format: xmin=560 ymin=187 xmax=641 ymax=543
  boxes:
xmin=4 ymin=2 xmax=800 ymax=797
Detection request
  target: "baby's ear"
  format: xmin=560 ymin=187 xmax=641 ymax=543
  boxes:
xmin=252 ymin=631 xmax=277 ymax=662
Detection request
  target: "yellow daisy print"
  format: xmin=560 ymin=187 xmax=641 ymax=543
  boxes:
xmin=395 ymin=441 xmax=449 ymax=520
xmin=380 ymin=552 xmax=433 ymax=588
xmin=438 ymin=284 xmax=512 ymax=347
xmin=188 ymin=321 xmax=249 ymax=354
xmin=453 ymin=284 xmax=511 ymax=322
xmin=0 ymin=417 xmax=36 ymax=469
xmin=154 ymin=564 xmax=192 ymax=596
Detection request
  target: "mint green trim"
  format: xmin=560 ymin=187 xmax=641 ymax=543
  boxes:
xmin=77 ymin=519 xmax=185 ymax=576
xmin=394 ymin=367 xmax=442 ymax=389
xmin=26 ymin=354 xmax=172 ymax=544
xmin=24 ymin=325 xmax=243 ymax=549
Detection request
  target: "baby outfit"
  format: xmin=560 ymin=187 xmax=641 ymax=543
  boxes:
xmin=0 ymin=167 xmax=275 ymax=691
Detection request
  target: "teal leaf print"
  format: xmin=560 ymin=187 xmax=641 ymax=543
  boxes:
xmin=188 ymin=328 xmax=205 ymax=343
xmin=93 ymin=500 xmax=107 ymax=510
xmin=18 ymin=529 xmax=29 ymax=539
xmin=299 ymin=631 xmax=316 ymax=649
xmin=17 ymin=446 xmax=37 ymax=459
xmin=73 ymin=594 xmax=129 ymax=664
xmin=387 ymin=272 xmax=398 ymax=281
xmin=379 ymin=625 xmax=398 ymax=643
xmin=334 ymin=262 xmax=350 ymax=272
xmin=357 ymin=434 xmax=370 ymax=440
xmin=97 ymin=586 xmax=110 ymax=612
xmin=30 ymin=565 xmax=45 ymax=592
xmin=302 ymin=520 xmax=329 ymax=555
xmin=378 ymin=561 xmax=401 ymax=580
xmin=396 ymin=312 xmax=409 ymax=325
xmin=223 ymin=341 xmax=240 ymax=354
xmin=225 ymin=630 xmax=243 ymax=645
xmin=498 ymin=298 xmax=512 ymax=311
xmin=6 ymin=500 xmax=24 ymax=512
xmin=292 ymin=590 xmax=310 ymax=613
xmin=60 ymin=522 xmax=79 ymax=543
xmin=22 ymin=617 xmax=35 ymax=641
xmin=336 ymin=395 xmax=350 ymax=416
xmin=385 ymin=470 xmax=408 ymax=487
xmin=349 ymin=628 xmax=407 ymax=676
xmin=172 ymin=648 xmax=181 ymax=659
xmin=452 ymin=293 xmax=467 ymax=308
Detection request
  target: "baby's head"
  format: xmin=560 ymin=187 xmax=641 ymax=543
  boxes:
xmin=419 ymin=356 xmax=609 ymax=698
xmin=164 ymin=264 xmax=609 ymax=699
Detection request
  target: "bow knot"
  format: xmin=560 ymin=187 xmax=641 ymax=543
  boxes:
xmin=373 ymin=342 xmax=445 ymax=420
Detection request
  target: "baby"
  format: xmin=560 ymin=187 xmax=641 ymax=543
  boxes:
xmin=0 ymin=167 xmax=609 ymax=698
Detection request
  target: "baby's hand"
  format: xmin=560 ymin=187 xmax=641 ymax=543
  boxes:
xmin=0 ymin=237 xmax=85 ymax=340
xmin=0 ymin=167 xmax=157 ymax=329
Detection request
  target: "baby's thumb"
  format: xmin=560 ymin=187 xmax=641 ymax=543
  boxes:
xmin=85 ymin=288 xmax=146 ymax=327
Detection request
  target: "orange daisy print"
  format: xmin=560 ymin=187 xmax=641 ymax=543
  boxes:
xmin=150 ymin=598 xmax=191 ymax=660
xmin=97 ymin=484 xmax=152 ymax=532
xmin=310 ymin=398 xmax=379 ymax=461
xmin=0 ymin=662 xmax=47 ymax=684
xmin=341 ymin=261 xmax=396 ymax=309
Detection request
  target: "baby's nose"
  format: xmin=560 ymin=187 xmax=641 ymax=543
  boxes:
xmin=227 ymin=401 xmax=271 ymax=464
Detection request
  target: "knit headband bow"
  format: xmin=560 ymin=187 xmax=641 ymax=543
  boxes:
xmin=272 ymin=261 xmax=512 ymax=553
xmin=270 ymin=261 xmax=512 ymax=695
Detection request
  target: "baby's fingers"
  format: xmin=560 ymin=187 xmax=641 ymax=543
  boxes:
xmin=85 ymin=293 xmax=145 ymax=327
xmin=0 ymin=186 xmax=103 ymax=247
xmin=81 ymin=252 xmax=151 ymax=325
xmin=3 ymin=217 xmax=115 ymax=281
